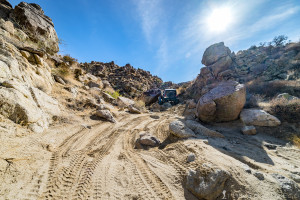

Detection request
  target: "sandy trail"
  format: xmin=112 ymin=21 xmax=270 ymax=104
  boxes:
xmin=1 ymin=108 xmax=299 ymax=200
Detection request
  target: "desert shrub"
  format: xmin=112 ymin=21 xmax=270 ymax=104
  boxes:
xmin=246 ymin=80 xmax=300 ymax=98
xmin=289 ymin=135 xmax=300 ymax=148
xmin=268 ymin=98 xmax=300 ymax=123
xmin=106 ymin=90 xmax=121 ymax=99
xmin=272 ymin=35 xmax=288 ymax=46
xmin=249 ymin=45 xmax=257 ymax=50
xmin=63 ymin=54 xmax=78 ymax=65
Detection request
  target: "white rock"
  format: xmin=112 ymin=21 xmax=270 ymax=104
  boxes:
xmin=169 ymin=120 xmax=196 ymax=138
xmin=240 ymin=109 xmax=281 ymax=127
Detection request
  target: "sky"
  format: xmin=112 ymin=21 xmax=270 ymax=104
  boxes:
xmin=9 ymin=0 xmax=300 ymax=83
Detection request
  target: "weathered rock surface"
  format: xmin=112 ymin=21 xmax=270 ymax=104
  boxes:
xmin=169 ymin=120 xmax=196 ymax=138
xmin=0 ymin=82 xmax=60 ymax=133
xmin=240 ymin=109 xmax=281 ymax=127
xmin=272 ymin=174 xmax=300 ymax=200
xmin=0 ymin=0 xmax=12 ymax=20
xmin=11 ymin=2 xmax=59 ymax=54
xmin=185 ymin=120 xmax=224 ymax=138
xmin=128 ymin=105 xmax=141 ymax=114
xmin=186 ymin=164 xmax=230 ymax=200
xmin=196 ymin=81 xmax=246 ymax=122
xmin=241 ymin=125 xmax=257 ymax=135
xmin=95 ymin=109 xmax=116 ymax=123
xmin=117 ymin=96 xmax=135 ymax=108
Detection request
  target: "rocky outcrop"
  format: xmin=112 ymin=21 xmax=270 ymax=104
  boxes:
xmin=11 ymin=2 xmax=59 ymax=54
xmin=196 ymin=81 xmax=246 ymax=122
xmin=186 ymin=164 xmax=230 ymax=200
xmin=240 ymin=109 xmax=281 ymax=127
xmin=0 ymin=0 xmax=12 ymax=20
xmin=0 ymin=1 xmax=60 ymax=133
xmin=0 ymin=81 xmax=60 ymax=133
xmin=187 ymin=42 xmax=235 ymax=100
xmin=81 ymin=62 xmax=162 ymax=98
xmin=186 ymin=41 xmax=300 ymax=101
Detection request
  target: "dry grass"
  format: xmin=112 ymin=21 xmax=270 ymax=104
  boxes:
xmin=289 ymin=135 xmax=300 ymax=148
xmin=267 ymin=98 xmax=300 ymax=123
xmin=246 ymin=80 xmax=300 ymax=98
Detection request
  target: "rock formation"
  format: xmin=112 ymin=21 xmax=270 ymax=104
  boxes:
xmin=0 ymin=0 xmax=60 ymax=133
xmin=186 ymin=41 xmax=300 ymax=101
xmin=81 ymin=62 xmax=163 ymax=98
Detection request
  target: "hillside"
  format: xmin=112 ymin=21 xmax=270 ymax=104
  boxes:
xmin=0 ymin=1 xmax=299 ymax=200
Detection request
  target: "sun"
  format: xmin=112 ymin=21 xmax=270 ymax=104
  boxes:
xmin=206 ymin=7 xmax=233 ymax=33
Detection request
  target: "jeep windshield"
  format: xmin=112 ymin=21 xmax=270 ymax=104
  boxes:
xmin=164 ymin=90 xmax=176 ymax=98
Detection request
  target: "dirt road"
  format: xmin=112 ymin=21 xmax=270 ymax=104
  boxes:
xmin=1 ymin=108 xmax=299 ymax=199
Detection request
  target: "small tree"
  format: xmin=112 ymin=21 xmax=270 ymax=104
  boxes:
xmin=272 ymin=35 xmax=288 ymax=46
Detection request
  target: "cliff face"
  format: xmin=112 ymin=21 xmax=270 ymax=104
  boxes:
xmin=187 ymin=42 xmax=300 ymax=100
xmin=81 ymin=61 xmax=163 ymax=98
xmin=0 ymin=0 xmax=61 ymax=133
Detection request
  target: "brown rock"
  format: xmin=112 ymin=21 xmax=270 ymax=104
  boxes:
xmin=196 ymin=81 xmax=246 ymax=122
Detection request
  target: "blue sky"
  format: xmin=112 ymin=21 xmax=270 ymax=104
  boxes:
xmin=9 ymin=0 xmax=300 ymax=83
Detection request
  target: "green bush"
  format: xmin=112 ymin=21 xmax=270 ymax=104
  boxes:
xmin=106 ymin=90 xmax=121 ymax=99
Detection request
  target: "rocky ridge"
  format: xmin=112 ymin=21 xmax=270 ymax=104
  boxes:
xmin=187 ymin=41 xmax=300 ymax=100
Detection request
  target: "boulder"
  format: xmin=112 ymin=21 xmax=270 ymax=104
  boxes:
xmin=240 ymin=109 xmax=281 ymax=127
xmin=135 ymin=132 xmax=160 ymax=149
xmin=185 ymin=120 xmax=224 ymax=138
xmin=141 ymin=89 xmax=161 ymax=106
xmin=102 ymin=92 xmax=116 ymax=104
xmin=11 ymin=2 xmax=59 ymax=53
xmin=202 ymin=42 xmax=232 ymax=66
xmin=128 ymin=105 xmax=141 ymax=114
xmin=187 ymin=153 xmax=196 ymax=163
xmin=272 ymin=174 xmax=300 ymax=200
xmin=95 ymin=109 xmax=116 ymax=123
xmin=117 ymin=96 xmax=135 ymax=108
xmin=186 ymin=164 xmax=230 ymax=200
xmin=169 ymin=120 xmax=196 ymax=138
xmin=196 ymin=81 xmax=246 ymax=122
xmin=276 ymin=93 xmax=298 ymax=101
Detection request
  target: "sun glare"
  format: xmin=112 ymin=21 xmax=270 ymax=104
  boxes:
xmin=206 ymin=7 xmax=233 ymax=33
